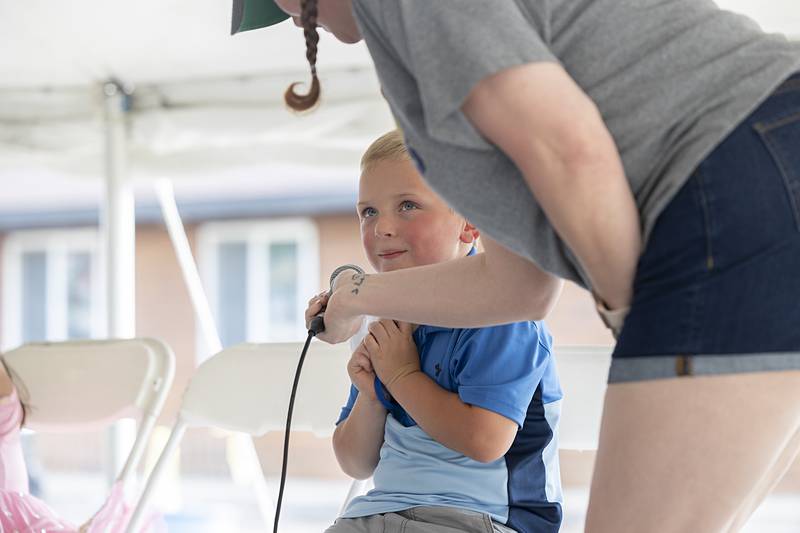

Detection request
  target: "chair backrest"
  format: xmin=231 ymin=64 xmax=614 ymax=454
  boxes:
xmin=179 ymin=340 xmax=351 ymax=437
xmin=129 ymin=340 xmax=344 ymax=533
xmin=178 ymin=340 xmax=612 ymax=449
xmin=1 ymin=338 xmax=176 ymax=482
xmin=552 ymin=345 xmax=612 ymax=451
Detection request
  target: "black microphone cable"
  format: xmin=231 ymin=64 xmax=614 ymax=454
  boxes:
xmin=272 ymin=265 xmax=364 ymax=533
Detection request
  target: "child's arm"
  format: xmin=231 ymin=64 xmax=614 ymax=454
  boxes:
xmin=332 ymin=395 xmax=387 ymax=479
xmin=391 ymin=372 xmax=517 ymax=463
xmin=363 ymin=320 xmax=518 ymax=463
xmin=0 ymin=361 xmax=14 ymax=399
xmin=331 ymin=345 xmax=388 ymax=479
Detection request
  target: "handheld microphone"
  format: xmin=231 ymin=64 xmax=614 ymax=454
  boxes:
xmin=274 ymin=263 xmax=365 ymax=533
xmin=309 ymin=264 xmax=364 ymax=336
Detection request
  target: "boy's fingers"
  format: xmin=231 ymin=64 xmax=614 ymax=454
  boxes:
xmin=363 ymin=333 xmax=379 ymax=353
xmin=397 ymin=321 xmax=415 ymax=335
xmin=368 ymin=321 xmax=390 ymax=343
xmin=355 ymin=353 xmax=373 ymax=372
xmin=381 ymin=319 xmax=400 ymax=333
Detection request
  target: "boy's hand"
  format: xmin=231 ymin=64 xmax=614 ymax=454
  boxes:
xmin=361 ymin=319 xmax=420 ymax=394
xmin=347 ymin=344 xmax=379 ymax=403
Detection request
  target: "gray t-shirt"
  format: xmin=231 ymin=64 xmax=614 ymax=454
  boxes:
xmin=352 ymin=0 xmax=800 ymax=288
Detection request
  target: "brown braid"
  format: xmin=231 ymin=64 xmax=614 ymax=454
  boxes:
xmin=285 ymin=0 xmax=321 ymax=111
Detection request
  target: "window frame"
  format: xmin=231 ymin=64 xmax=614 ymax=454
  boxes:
xmin=1 ymin=228 xmax=104 ymax=351
xmin=196 ymin=218 xmax=320 ymax=361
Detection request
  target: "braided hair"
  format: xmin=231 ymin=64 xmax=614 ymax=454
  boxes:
xmin=285 ymin=0 xmax=321 ymax=111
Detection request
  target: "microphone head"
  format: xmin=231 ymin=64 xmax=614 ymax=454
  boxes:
xmin=328 ymin=264 xmax=365 ymax=291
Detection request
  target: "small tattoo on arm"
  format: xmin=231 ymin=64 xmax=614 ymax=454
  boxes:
xmin=351 ymin=273 xmax=365 ymax=295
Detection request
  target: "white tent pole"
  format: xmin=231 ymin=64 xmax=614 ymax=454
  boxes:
xmin=102 ymin=80 xmax=137 ymax=487
xmin=153 ymin=180 xmax=221 ymax=354
xmin=154 ymin=179 xmax=277 ymax=527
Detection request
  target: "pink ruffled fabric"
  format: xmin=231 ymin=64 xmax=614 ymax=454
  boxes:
xmin=0 ymin=388 xmax=165 ymax=533
xmin=0 ymin=481 xmax=165 ymax=532
xmin=0 ymin=489 xmax=76 ymax=531
xmin=85 ymin=480 xmax=166 ymax=533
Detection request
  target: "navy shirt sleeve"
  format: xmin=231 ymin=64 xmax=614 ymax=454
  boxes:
xmin=336 ymin=384 xmax=360 ymax=426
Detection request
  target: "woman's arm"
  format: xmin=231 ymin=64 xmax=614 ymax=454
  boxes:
xmin=332 ymin=394 xmax=387 ymax=479
xmin=317 ymin=236 xmax=562 ymax=343
xmin=462 ymin=62 xmax=641 ymax=310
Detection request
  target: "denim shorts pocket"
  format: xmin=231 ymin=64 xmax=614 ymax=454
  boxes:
xmin=754 ymin=111 xmax=800 ymax=233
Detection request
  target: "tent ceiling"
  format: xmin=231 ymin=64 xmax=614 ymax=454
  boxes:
xmin=0 ymin=1 xmax=796 ymax=217
xmin=0 ymin=0 xmax=372 ymax=89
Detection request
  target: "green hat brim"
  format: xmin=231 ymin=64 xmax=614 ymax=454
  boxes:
xmin=231 ymin=0 xmax=291 ymax=35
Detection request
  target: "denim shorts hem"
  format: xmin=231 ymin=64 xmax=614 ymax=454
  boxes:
xmin=608 ymin=352 xmax=800 ymax=383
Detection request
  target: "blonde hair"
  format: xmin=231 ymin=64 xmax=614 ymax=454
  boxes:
xmin=360 ymin=130 xmax=410 ymax=173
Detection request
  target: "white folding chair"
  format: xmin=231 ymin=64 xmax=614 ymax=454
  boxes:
xmin=337 ymin=345 xmax=614 ymax=510
xmin=127 ymin=340 xmax=353 ymax=533
xmin=551 ymin=345 xmax=612 ymax=451
xmin=1 ymin=338 xmax=176 ymax=494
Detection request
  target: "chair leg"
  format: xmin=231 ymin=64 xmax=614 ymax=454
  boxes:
xmin=339 ymin=478 xmax=369 ymax=515
xmin=226 ymin=433 xmax=276 ymax=527
xmin=125 ymin=420 xmax=187 ymax=533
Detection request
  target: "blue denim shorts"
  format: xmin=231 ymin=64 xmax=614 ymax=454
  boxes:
xmin=611 ymin=72 xmax=800 ymax=383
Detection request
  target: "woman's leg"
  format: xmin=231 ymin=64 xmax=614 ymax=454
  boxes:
xmin=584 ymin=370 xmax=800 ymax=533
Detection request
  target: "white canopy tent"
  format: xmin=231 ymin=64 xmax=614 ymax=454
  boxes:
xmin=0 ymin=0 xmax=797 ymax=214
xmin=0 ymin=0 xmax=394 ymax=216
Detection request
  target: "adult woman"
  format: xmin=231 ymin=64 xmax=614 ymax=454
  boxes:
xmin=233 ymin=1 xmax=800 ymax=531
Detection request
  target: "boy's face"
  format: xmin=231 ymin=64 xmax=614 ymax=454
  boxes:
xmin=358 ymin=157 xmax=472 ymax=273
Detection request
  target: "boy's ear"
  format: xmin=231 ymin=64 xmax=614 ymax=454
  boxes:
xmin=459 ymin=222 xmax=480 ymax=243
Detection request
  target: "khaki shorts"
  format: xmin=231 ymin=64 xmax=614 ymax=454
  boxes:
xmin=325 ymin=506 xmax=517 ymax=533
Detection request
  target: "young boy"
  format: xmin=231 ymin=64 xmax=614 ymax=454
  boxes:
xmin=314 ymin=130 xmax=562 ymax=533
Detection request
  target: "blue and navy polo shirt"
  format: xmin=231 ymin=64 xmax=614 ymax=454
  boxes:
xmin=336 ymin=316 xmax=563 ymax=532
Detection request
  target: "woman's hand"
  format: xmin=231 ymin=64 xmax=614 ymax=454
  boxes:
xmin=304 ymin=289 xmax=330 ymax=331
xmin=361 ymin=319 xmax=420 ymax=394
xmin=303 ymin=273 xmax=364 ymax=344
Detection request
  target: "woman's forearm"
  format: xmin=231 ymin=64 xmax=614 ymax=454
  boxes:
xmin=337 ymin=237 xmax=562 ymax=329
xmin=332 ymin=395 xmax=387 ymax=479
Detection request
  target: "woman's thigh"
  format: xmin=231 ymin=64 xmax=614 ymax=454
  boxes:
xmin=584 ymin=370 xmax=800 ymax=533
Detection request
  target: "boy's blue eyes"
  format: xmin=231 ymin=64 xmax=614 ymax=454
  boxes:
xmin=361 ymin=201 xmax=418 ymax=218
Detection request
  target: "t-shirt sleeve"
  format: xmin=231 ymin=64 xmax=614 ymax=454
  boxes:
xmin=336 ymin=384 xmax=360 ymax=426
xmin=453 ymin=322 xmax=552 ymax=428
xmin=398 ymin=1 xmax=558 ymax=150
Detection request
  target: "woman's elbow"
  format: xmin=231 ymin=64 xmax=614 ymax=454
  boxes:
xmin=525 ymin=275 xmax=563 ymax=321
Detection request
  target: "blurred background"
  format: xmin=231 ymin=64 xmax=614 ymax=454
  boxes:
xmin=0 ymin=1 xmax=798 ymax=531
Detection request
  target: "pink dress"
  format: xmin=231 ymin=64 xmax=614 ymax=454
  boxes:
xmin=0 ymin=388 xmax=164 ymax=533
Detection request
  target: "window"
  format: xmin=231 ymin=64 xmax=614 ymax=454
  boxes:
xmin=197 ymin=219 xmax=319 ymax=359
xmin=2 ymin=229 xmax=103 ymax=351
